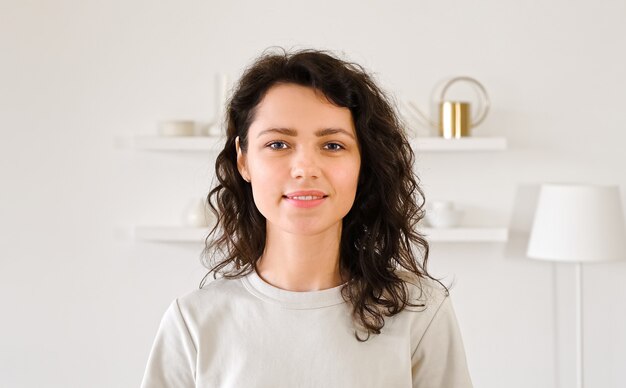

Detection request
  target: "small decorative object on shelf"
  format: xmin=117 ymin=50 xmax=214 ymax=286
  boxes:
xmin=206 ymin=73 xmax=230 ymax=137
xmin=424 ymin=200 xmax=463 ymax=228
xmin=157 ymin=120 xmax=196 ymax=136
xmin=404 ymin=76 xmax=490 ymax=139
xmin=182 ymin=197 xmax=215 ymax=228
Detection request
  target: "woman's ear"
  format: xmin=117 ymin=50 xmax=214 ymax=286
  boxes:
xmin=235 ymin=136 xmax=250 ymax=182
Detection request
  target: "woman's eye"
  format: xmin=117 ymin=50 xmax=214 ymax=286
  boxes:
xmin=324 ymin=143 xmax=345 ymax=151
xmin=265 ymin=141 xmax=344 ymax=151
xmin=267 ymin=141 xmax=288 ymax=150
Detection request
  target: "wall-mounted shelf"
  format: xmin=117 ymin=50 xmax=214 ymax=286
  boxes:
xmin=131 ymin=135 xmax=226 ymax=151
xmin=134 ymin=226 xmax=211 ymax=242
xmin=133 ymin=226 xmax=509 ymax=243
xmin=128 ymin=135 xmax=507 ymax=152
xmin=421 ymin=227 xmax=508 ymax=242
xmin=410 ymin=137 xmax=507 ymax=151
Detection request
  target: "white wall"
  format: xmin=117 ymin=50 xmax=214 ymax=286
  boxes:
xmin=2 ymin=0 xmax=625 ymax=387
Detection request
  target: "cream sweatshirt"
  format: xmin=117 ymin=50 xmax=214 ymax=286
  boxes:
xmin=140 ymin=269 xmax=473 ymax=388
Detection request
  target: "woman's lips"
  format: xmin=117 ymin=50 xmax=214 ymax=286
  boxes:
xmin=283 ymin=193 xmax=327 ymax=208
xmin=283 ymin=190 xmax=327 ymax=197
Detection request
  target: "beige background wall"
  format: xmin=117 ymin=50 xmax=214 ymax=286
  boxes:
xmin=1 ymin=0 xmax=625 ymax=387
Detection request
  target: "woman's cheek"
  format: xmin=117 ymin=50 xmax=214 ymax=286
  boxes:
xmin=337 ymin=159 xmax=361 ymax=184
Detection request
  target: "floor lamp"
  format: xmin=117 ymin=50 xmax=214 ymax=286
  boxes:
xmin=526 ymin=183 xmax=626 ymax=388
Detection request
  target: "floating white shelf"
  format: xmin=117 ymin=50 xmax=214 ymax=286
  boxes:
xmin=131 ymin=135 xmax=226 ymax=152
xmin=421 ymin=227 xmax=509 ymax=242
xmin=134 ymin=226 xmax=210 ymax=242
xmin=129 ymin=135 xmax=507 ymax=152
xmin=410 ymin=136 xmax=507 ymax=151
xmin=133 ymin=226 xmax=508 ymax=243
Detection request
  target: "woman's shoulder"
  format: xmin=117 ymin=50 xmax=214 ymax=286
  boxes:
xmin=394 ymin=269 xmax=450 ymax=308
xmin=174 ymin=273 xmax=251 ymax=314
xmin=392 ymin=270 xmax=458 ymax=342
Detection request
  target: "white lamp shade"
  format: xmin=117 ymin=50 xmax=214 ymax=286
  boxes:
xmin=527 ymin=183 xmax=626 ymax=263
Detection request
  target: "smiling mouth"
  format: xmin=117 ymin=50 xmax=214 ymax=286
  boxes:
xmin=282 ymin=195 xmax=328 ymax=200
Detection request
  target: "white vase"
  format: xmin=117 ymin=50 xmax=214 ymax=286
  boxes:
xmin=425 ymin=200 xmax=463 ymax=228
xmin=207 ymin=73 xmax=230 ymax=137
xmin=182 ymin=198 xmax=213 ymax=227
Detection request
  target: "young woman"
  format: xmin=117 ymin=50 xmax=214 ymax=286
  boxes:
xmin=141 ymin=49 xmax=473 ymax=388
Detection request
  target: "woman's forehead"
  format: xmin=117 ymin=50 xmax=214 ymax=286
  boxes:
xmin=249 ymin=83 xmax=355 ymax=137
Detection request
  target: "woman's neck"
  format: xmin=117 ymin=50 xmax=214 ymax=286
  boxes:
xmin=255 ymin=222 xmax=349 ymax=292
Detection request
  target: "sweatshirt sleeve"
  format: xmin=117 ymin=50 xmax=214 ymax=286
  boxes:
xmin=140 ymin=299 xmax=197 ymax=388
xmin=411 ymin=296 xmax=473 ymax=388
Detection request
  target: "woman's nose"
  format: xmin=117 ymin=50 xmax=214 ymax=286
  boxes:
xmin=290 ymin=149 xmax=321 ymax=179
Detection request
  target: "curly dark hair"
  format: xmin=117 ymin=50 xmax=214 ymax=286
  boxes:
xmin=200 ymin=47 xmax=444 ymax=341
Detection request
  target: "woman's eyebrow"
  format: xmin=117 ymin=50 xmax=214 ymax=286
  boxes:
xmin=257 ymin=127 xmax=355 ymax=139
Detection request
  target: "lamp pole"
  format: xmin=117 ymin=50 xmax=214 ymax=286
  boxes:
xmin=575 ymin=262 xmax=583 ymax=388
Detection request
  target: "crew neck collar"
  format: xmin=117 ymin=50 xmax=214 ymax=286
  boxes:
xmin=241 ymin=268 xmax=348 ymax=309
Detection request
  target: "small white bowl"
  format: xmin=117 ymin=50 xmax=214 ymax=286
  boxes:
xmin=158 ymin=120 xmax=196 ymax=136
xmin=424 ymin=209 xmax=463 ymax=228
xmin=430 ymin=200 xmax=454 ymax=211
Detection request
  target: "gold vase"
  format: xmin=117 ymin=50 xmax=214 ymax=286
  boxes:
xmin=439 ymin=101 xmax=471 ymax=139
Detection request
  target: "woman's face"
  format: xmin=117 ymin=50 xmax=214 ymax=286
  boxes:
xmin=236 ymin=83 xmax=361 ymax=236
